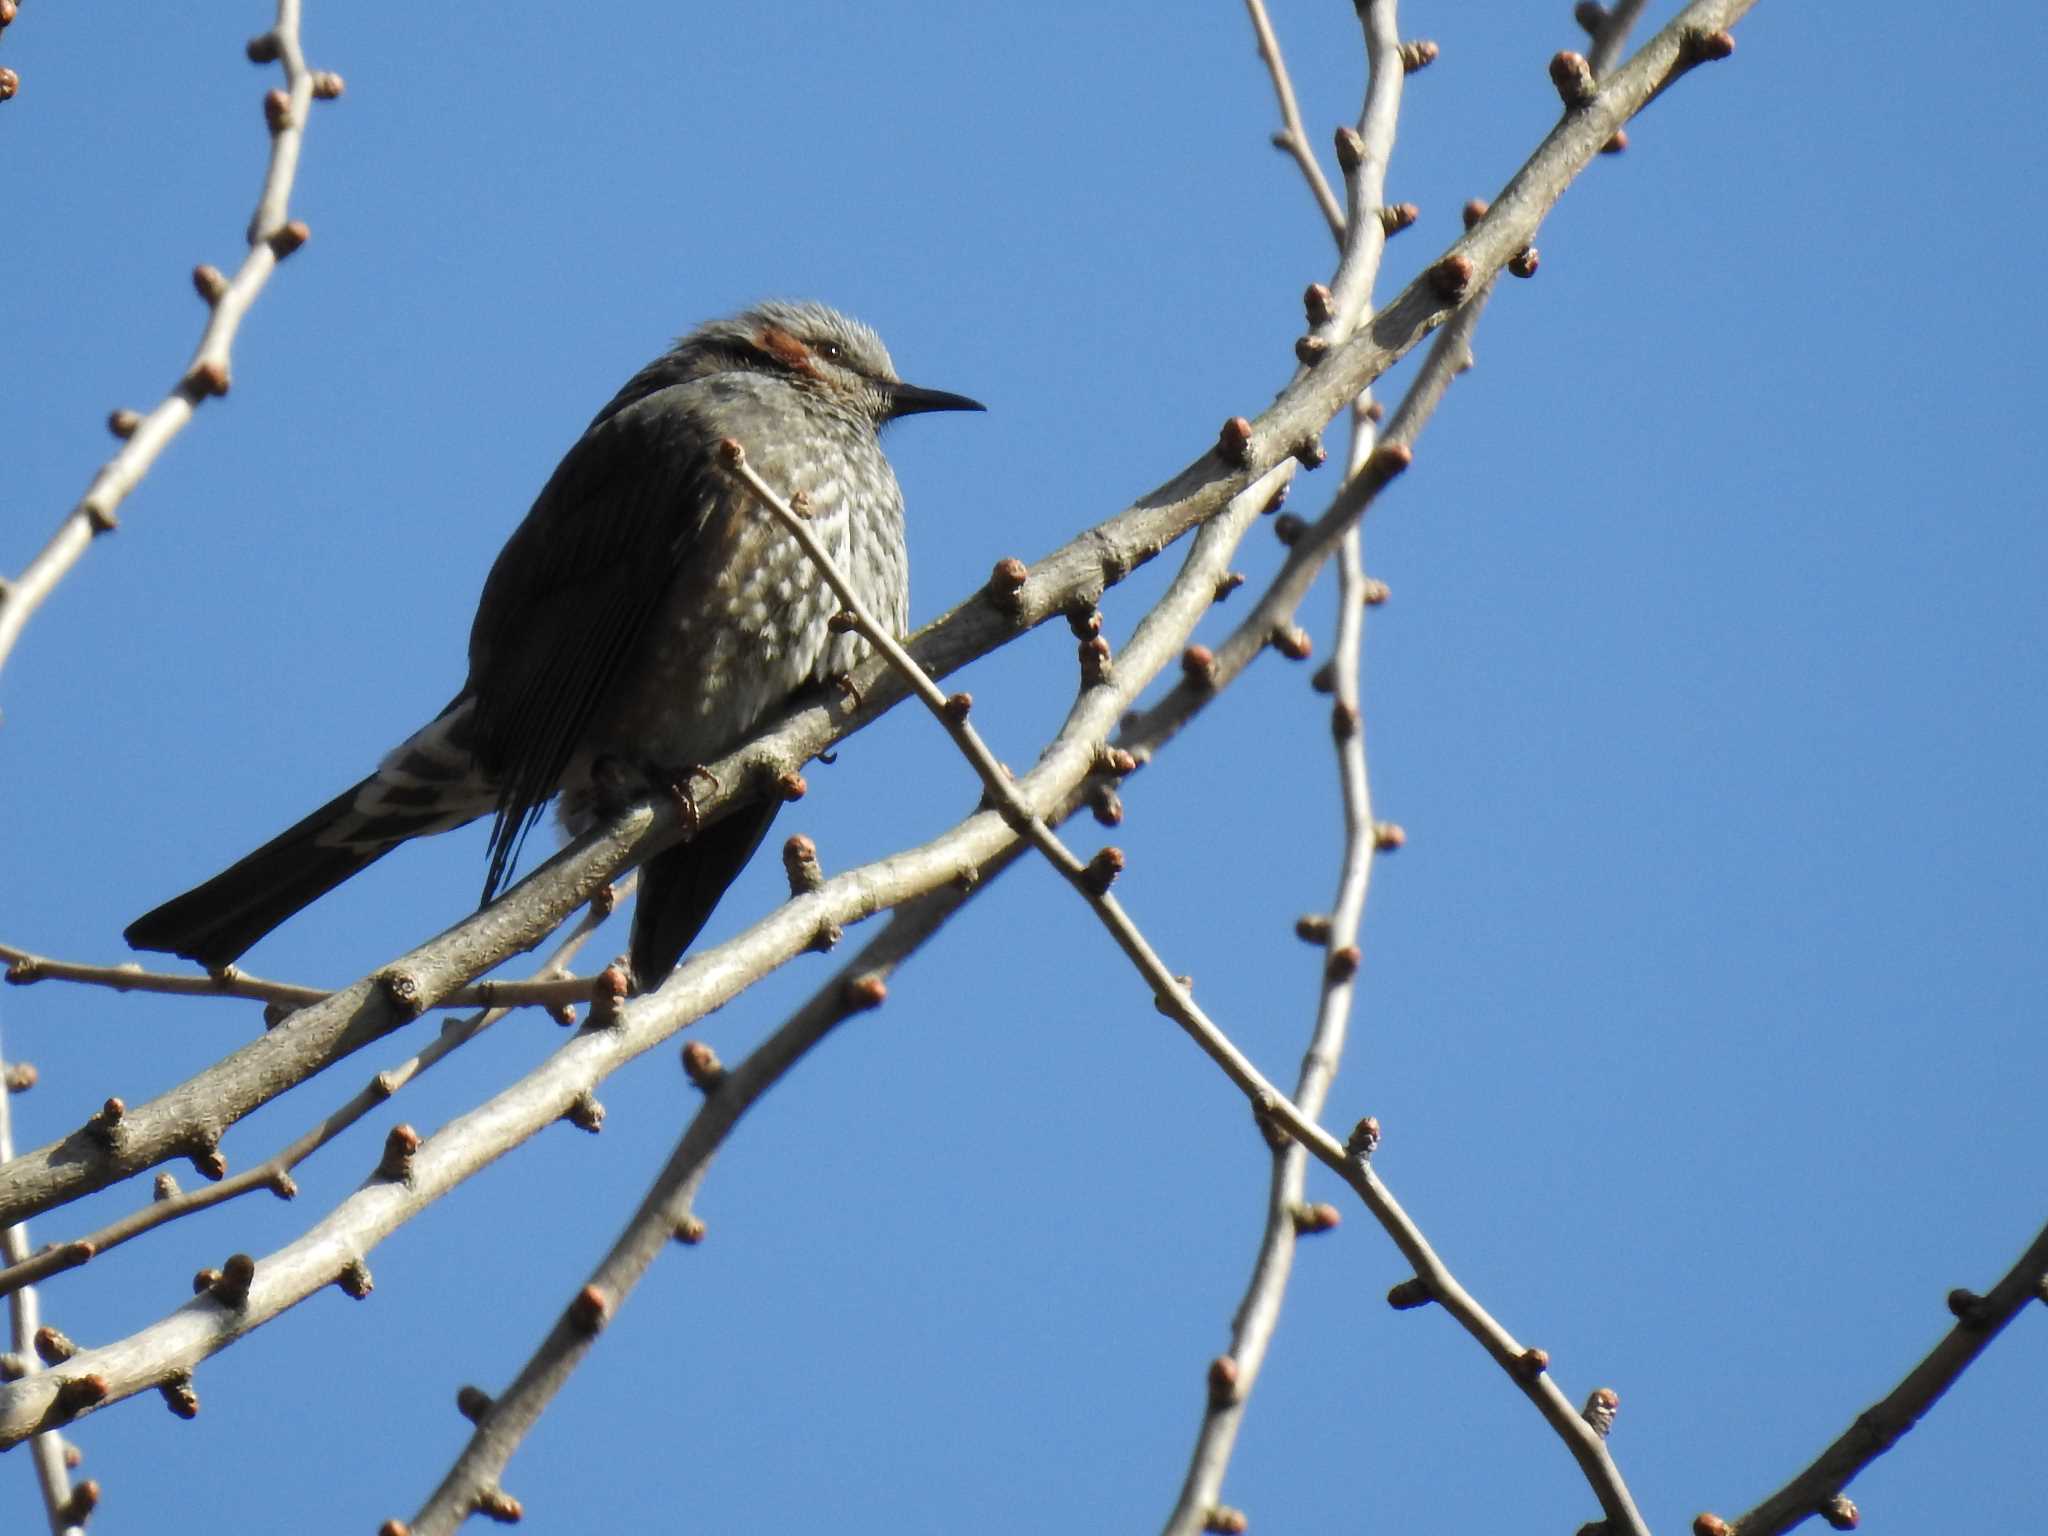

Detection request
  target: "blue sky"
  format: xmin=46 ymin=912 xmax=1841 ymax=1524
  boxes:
xmin=4 ymin=3 xmax=2044 ymax=1531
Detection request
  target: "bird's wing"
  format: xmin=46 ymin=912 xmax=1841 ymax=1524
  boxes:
xmin=464 ymin=390 xmax=719 ymax=901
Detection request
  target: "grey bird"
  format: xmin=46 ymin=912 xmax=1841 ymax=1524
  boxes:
xmin=126 ymin=301 xmax=982 ymax=987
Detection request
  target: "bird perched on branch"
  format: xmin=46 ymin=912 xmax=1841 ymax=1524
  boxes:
xmin=127 ymin=301 xmax=983 ymax=988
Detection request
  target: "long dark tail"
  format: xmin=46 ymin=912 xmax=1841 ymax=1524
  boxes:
xmin=629 ymin=797 xmax=782 ymax=990
xmin=127 ymin=704 xmax=493 ymax=969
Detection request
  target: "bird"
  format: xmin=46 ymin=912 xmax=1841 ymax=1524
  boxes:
xmin=126 ymin=300 xmax=983 ymax=989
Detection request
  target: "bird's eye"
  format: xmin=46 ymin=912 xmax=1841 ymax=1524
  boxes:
xmin=816 ymin=340 xmax=843 ymax=363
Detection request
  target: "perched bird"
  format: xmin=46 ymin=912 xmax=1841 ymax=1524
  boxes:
xmin=126 ymin=301 xmax=982 ymax=988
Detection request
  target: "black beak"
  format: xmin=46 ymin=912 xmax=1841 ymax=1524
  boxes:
xmin=882 ymin=380 xmax=987 ymax=420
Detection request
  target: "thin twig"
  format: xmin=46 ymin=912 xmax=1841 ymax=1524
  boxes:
xmin=1585 ymin=0 xmax=1653 ymax=78
xmin=1242 ymin=0 xmax=1345 ymax=238
xmin=398 ymin=878 xmax=996 ymax=1535
xmin=0 ymin=0 xmax=337 ymax=688
xmin=1713 ymin=1216 xmax=2048 ymax=1536
xmin=1 ymin=1033 xmax=82 ymax=1535
xmin=1164 ymin=6 xmax=1410 ymax=1527
xmin=0 ymin=942 xmax=602 ymax=1019
xmin=0 ymin=885 xmax=626 ymax=1302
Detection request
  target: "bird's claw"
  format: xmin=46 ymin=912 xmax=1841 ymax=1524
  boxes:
xmin=665 ymin=764 xmax=721 ymax=837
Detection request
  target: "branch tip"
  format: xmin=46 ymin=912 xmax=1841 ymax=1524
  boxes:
xmin=0 ymin=66 xmax=18 ymax=103
xmin=1152 ymin=975 xmax=1194 ymax=1017
xmin=1346 ymin=1115 xmax=1381 ymax=1159
xmin=380 ymin=1523 xmax=412 ymax=1536
xmin=1098 ymin=745 xmax=1139 ymax=778
xmin=476 ymin=1486 xmax=524 ymax=1524
xmin=1216 ymin=416 xmax=1255 ymax=468
xmin=1212 ymin=571 xmax=1245 ymax=601
xmin=267 ymin=219 xmax=311 ymax=259
xmin=985 ymin=555 xmax=1030 ymax=611
xmin=159 ymin=1373 xmax=200 ymax=1419
xmin=1294 ymin=334 xmax=1329 ymax=367
xmin=1360 ymin=576 xmax=1391 ymax=606
xmin=1295 ymin=912 xmax=1334 ymax=944
xmin=268 ymin=1169 xmax=298 ymax=1200
xmin=1325 ymin=943 xmax=1361 ymax=981
xmin=57 ymin=1480 xmax=101 ymax=1525
xmin=152 ymin=1171 xmax=180 ymax=1200
xmin=1089 ymin=783 xmax=1124 ymax=828
xmin=563 ymin=1092 xmax=605 ymax=1133
xmin=1820 ymin=1494 xmax=1860 ymax=1530
xmin=1080 ymin=634 xmax=1114 ymax=689
xmin=337 ymin=1258 xmax=374 ymax=1299
xmin=377 ymin=1123 xmax=422 ymax=1182
xmin=1387 ymin=1277 xmax=1432 ymax=1311
xmin=1205 ymin=1354 xmax=1241 ymax=1407
xmin=1946 ymin=1287 xmax=1990 ymax=1328
xmin=1273 ymin=512 xmax=1307 ymax=547
xmin=783 ymin=834 xmax=825 ymax=894
xmin=1290 ymin=1201 xmax=1342 ymax=1235
xmin=244 ymin=32 xmax=281 ymax=64
xmin=192 ymin=263 xmax=230 ymax=305
xmin=1333 ymin=124 xmax=1366 ymax=174
xmin=1462 ymin=198 xmax=1490 ymax=230
xmin=53 ymin=1373 xmax=110 ymax=1414
xmin=1373 ymin=821 xmax=1406 ymax=851
xmin=456 ymin=1385 xmax=494 ymax=1424
xmin=379 ymin=968 xmax=424 ymax=1017
xmin=1302 ymin=281 xmax=1335 ymax=326
xmin=1686 ymin=28 xmax=1737 ymax=63
xmin=211 ymin=1251 xmax=257 ymax=1307
xmin=3 ymin=1060 xmax=38 ymax=1092
xmin=85 ymin=1095 xmax=126 ymax=1142
xmin=262 ymin=87 xmax=293 ymax=134
xmin=1515 ymin=1346 xmax=1551 ymax=1379
xmin=34 ymin=1325 xmax=77 ymax=1364
xmin=681 ymin=1039 xmax=725 ymax=1091
xmin=1550 ymin=50 xmax=1598 ymax=108
xmin=842 ymin=973 xmax=889 ymax=1012
xmin=1399 ymin=38 xmax=1440 ymax=73
xmin=0 ymin=1 xmax=16 ymax=28
xmin=568 ymin=1284 xmax=611 ymax=1335
xmin=1204 ymin=1508 xmax=1250 ymax=1535
xmin=1582 ymin=1386 xmax=1620 ymax=1437
xmin=1079 ymin=846 xmax=1125 ymax=896
xmin=1064 ymin=602 xmax=1102 ymax=639
xmin=1378 ymin=201 xmax=1420 ymax=236
xmin=1691 ymin=1517 xmax=1730 ymax=1536
xmin=311 ymin=70 xmax=347 ymax=100
xmin=774 ymin=768 xmax=808 ymax=802
xmin=1602 ymin=127 xmax=1630 ymax=155
xmin=1272 ymin=624 xmax=1313 ymax=661
xmin=1292 ymin=436 xmax=1327 ymax=470
xmin=1429 ymin=253 xmax=1476 ymax=301
xmin=674 ymin=1214 xmax=708 ymax=1245
xmin=1509 ymin=246 xmax=1541 ymax=279
xmin=1181 ymin=644 xmax=1218 ymax=689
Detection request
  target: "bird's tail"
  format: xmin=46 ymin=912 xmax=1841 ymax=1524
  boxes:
xmin=629 ymin=797 xmax=783 ymax=990
xmin=126 ymin=703 xmax=495 ymax=969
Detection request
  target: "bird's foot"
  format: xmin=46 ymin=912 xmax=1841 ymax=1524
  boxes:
xmin=664 ymin=763 xmax=722 ymax=837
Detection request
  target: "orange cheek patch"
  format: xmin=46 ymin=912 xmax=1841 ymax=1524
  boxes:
xmin=755 ymin=326 xmax=819 ymax=377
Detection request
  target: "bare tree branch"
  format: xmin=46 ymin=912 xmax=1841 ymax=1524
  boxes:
xmin=0 ymin=888 xmax=625 ymax=1303
xmin=0 ymin=1042 xmax=82 ymax=1536
xmin=397 ymin=880 xmax=995 ymax=1536
xmin=1702 ymin=1217 xmax=2048 ymax=1536
xmin=0 ymin=0 xmax=340 ymax=689
xmin=1241 ymin=0 xmax=1345 ymax=239
xmin=0 ymin=943 xmax=603 ymax=1022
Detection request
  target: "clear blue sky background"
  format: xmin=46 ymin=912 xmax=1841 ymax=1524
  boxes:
xmin=4 ymin=4 xmax=2043 ymax=1532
